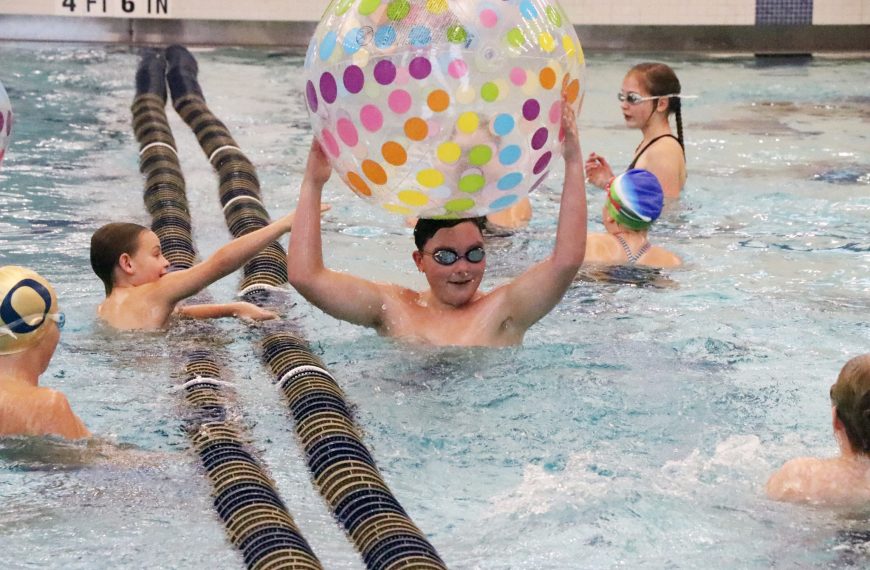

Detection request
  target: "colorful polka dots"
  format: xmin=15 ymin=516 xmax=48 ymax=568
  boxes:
xmin=347 ymin=171 xmax=372 ymax=196
xmin=457 ymin=112 xmax=479 ymax=134
xmin=398 ymin=190 xmax=429 ymax=207
xmin=493 ymin=114 xmax=515 ymax=136
xmin=375 ymin=25 xmax=397 ymax=49
xmin=523 ymin=99 xmax=541 ymax=121
xmin=319 ymin=31 xmax=338 ymax=61
xmin=319 ymin=72 xmax=337 ymax=104
xmin=539 ymin=67 xmax=557 ymax=90
xmin=373 ymin=61 xmax=397 ymax=86
xmin=409 ymin=57 xmax=432 ymax=80
xmin=404 ymin=117 xmax=429 ymax=141
xmin=343 ymin=65 xmax=365 ymax=94
xmin=362 ymin=160 xmax=388 ymax=185
xmin=468 ymin=145 xmax=493 ymax=166
xmin=458 ymin=172 xmax=486 ymax=193
xmin=358 ymin=0 xmax=380 ymax=16
xmin=320 ymin=129 xmax=339 ymax=157
xmin=499 ymin=145 xmax=522 ymax=166
xmin=336 ymin=118 xmax=359 ymax=147
xmin=388 ymin=89 xmax=412 ymax=114
xmin=447 ymin=59 xmax=469 ymax=79
xmin=480 ymin=9 xmax=498 ymax=28
xmin=481 ymin=82 xmax=499 ymax=102
xmin=386 ymin=0 xmax=410 ymax=21
xmin=304 ymin=0 xmax=585 ymax=217
xmin=437 ymin=142 xmax=461 ymax=164
xmin=417 ymin=169 xmax=445 ymax=188
xmin=427 ymin=90 xmax=450 ymax=112
xmin=360 ymin=105 xmax=383 ymax=132
xmin=497 ymin=172 xmax=524 ymax=191
xmin=382 ymin=141 xmax=407 ymax=166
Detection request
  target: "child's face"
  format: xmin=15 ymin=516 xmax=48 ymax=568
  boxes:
xmin=129 ymin=230 xmax=170 ymax=284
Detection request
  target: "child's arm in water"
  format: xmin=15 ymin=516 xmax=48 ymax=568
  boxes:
xmin=176 ymin=302 xmax=278 ymax=322
xmin=499 ymin=96 xmax=587 ymax=332
xmin=287 ymin=141 xmax=394 ymax=329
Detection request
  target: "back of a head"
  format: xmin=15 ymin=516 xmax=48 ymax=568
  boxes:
xmin=607 ymin=169 xmax=664 ymax=232
xmin=413 ymin=217 xmax=486 ymax=250
xmin=90 ymin=222 xmax=148 ymax=295
xmin=0 ymin=265 xmax=58 ymax=355
xmin=831 ymin=354 xmax=870 ymax=454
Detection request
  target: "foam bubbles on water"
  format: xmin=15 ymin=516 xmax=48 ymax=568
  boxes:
xmin=488 ymin=452 xmax=611 ymax=516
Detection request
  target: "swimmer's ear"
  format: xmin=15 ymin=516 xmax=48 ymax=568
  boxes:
xmin=412 ymin=250 xmax=424 ymax=273
xmin=118 ymin=252 xmax=136 ymax=275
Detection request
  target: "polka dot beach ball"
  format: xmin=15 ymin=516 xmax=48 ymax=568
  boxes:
xmin=0 ymin=79 xmax=12 ymax=169
xmin=304 ymin=0 xmax=585 ymax=218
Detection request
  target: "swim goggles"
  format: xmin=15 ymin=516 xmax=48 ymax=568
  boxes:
xmin=618 ymin=92 xmax=695 ymax=105
xmin=0 ymin=311 xmax=65 ymax=338
xmin=422 ymin=247 xmax=485 ymax=266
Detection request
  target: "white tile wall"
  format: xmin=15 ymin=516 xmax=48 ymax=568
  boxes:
xmin=814 ymin=0 xmax=867 ymax=24
xmin=562 ymin=0 xmax=756 ymax=25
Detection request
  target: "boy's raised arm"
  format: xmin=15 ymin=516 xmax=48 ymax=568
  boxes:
xmin=504 ymin=98 xmax=587 ymax=331
xmin=156 ymin=210 xmax=297 ymax=305
xmin=286 ymin=141 xmax=390 ymax=329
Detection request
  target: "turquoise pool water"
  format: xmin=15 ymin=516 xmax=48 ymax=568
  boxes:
xmin=0 ymin=44 xmax=868 ymax=569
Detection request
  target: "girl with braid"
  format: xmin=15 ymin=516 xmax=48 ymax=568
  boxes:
xmin=585 ymin=63 xmax=687 ymax=199
xmin=767 ymin=354 xmax=870 ymax=505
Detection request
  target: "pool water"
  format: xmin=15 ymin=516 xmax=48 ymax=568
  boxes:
xmin=1 ymin=44 xmax=869 ymax=569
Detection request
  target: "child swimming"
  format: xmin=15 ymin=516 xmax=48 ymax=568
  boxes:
xmin=583 ymin=169 xmax=680 ymax=268
xmin=767 ymin=354 xmax=870 ymax=505
xmin=90 ymin=212 xmax=304 ymax=330
xmin=585 ymin=62 xmax=687 ymax=199
xmin=0 ymin=266 xmax=90 ymax=439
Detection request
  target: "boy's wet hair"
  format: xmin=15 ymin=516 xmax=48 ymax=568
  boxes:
xmin=831 ymin=354 xmax=870 ymax=454
xmin=413 ymin=217 xmax=486 ymax=250
xmin=90 ymin=222 xmax=149 ymax=294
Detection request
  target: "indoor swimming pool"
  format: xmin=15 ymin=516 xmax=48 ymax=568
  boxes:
xmin=0 ymin=44 xmax=868 ymax=568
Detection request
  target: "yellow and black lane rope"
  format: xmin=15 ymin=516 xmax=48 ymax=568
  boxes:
xmin=167 ymin=45 xmax=287 ymax=297
xmin=165 ymin=44 xmax=447 ymax=570
xmin=133 ymin=49 xmax=323 ymax=570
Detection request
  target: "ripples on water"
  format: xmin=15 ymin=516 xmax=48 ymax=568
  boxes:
xmin=0 ymin=46 xmax=869 ymax=568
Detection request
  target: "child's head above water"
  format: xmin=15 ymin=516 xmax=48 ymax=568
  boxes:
xmin=90 ymin=222 xmax=165 ymax=295
xmin=0 ymin=265 xmax=60 ymax=356
xmin=831 ymin=354 xmax=870 ymax=455
xmin=604 ymin=169 xmax=664 ymax=232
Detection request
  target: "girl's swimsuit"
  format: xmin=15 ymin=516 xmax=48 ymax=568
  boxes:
xmin=615 ymin=234 xmax=651 ymax=265
xmin=627 ymin=134 xmax=682 ymax=170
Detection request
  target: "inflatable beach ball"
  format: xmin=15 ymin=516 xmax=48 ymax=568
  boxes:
xmin=304 ymin=0 xmax=585 ymax=218
xmin=0 ymin=79 xmax=11 ymax=169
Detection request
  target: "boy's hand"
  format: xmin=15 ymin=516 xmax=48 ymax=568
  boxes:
xmin=280 ymin=203 xmax=331 ymax=231
xmin=560 ymin=93 xmax=581 ymax=163
xmin=233 ymin=301 xmax=278 ymax=322
xmin=306 ymin=139 xmax=333 ymax=187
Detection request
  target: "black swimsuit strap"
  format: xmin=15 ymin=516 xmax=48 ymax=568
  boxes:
xmin=627 ymin=134 xmax=681 ymax=170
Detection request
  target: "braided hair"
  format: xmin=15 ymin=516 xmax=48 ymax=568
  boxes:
xmin=630 ymin=62 xmax=684 ymax=153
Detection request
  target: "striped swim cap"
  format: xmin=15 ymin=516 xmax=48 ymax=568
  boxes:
xmin=0 ymin=266 xmax=59 ymax=355
xmin=606 ymin=169 xmax=664 ymax=231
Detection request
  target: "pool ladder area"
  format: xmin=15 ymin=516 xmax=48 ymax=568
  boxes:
xmin=133 ymin=45 xmax=447 ymax=569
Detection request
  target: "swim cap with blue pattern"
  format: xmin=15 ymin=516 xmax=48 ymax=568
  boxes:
xmin=0 ymin=266 xmax=58 ymax=355
xmin=606 ymin=168 xmax=664 ymax=231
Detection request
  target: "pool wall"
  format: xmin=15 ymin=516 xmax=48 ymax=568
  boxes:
xmin=0 ymin=0 xmax=868 ymax=52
